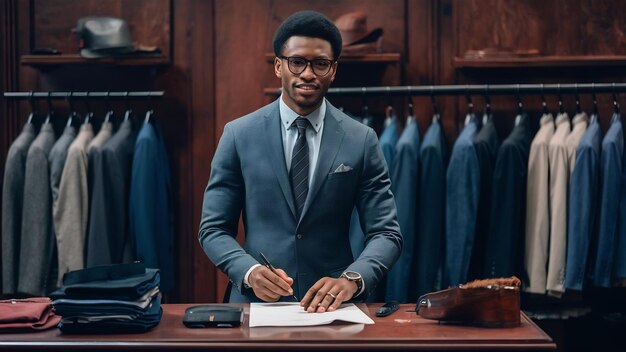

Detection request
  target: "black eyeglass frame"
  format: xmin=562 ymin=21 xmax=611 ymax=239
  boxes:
xmin=279 ymin=56 xmax=336 ymax=77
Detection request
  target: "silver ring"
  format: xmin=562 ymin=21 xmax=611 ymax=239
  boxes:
xmin=327 ymin=292 xmax=337 ymax=299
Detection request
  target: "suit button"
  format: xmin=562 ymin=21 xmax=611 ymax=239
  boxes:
xmin=296 ymin=234 xmax=302 ymax=239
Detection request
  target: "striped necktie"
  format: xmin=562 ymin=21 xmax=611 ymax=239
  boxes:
xmin=290 ymin=117 xmax=310 ymax=218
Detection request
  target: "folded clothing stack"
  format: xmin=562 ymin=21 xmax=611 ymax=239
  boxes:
xmin=50 ymin=263 xmax=162 ymax=334
xmin=0 ymin=297 xmax=61 ymax=332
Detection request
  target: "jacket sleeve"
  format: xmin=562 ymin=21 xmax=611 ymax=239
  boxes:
xmin=198 ymin=123 xmax=258 ymax=292
xmin=349 ymin=128 xmax=403 ymax=298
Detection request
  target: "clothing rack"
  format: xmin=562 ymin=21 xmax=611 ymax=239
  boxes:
xmin=266 ymin=83 xmax=626 ymax=96
xmin=2 ymin=91 xmax=164 ymax=100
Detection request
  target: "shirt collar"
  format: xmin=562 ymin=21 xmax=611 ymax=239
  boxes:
xmin=279 ymin=95 xmax=325 ymax=133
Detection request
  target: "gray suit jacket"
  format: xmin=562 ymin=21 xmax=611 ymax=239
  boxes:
xmin=2 ymin=124 xmax=36 ymax=295
xmin=199 ymin=99 xmax=402 ymax=302
xmin=18 ymin=123 xmax=56 ymax=296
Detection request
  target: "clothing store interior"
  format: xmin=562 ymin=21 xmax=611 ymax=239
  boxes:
xmin=1 ymin=0 xmax=625 ymax=351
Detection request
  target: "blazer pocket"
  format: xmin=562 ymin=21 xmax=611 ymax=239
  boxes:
xmin=327 ymin=169 xmax=354 ymax=180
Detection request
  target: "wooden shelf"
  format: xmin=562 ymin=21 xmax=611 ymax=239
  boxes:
xmin=21 ymin=54 xmax=169 ymax=67
xmin=265 ymin=53 xmax=400 ymax=64
xmin=453 ymin=55 xmax=626 ymax=68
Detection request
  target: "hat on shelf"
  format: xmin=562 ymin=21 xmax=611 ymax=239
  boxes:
xmin=74 ymin=16 xmax=161 ymax=59
xmin=334 ymin=11 xmax=383 ymax=54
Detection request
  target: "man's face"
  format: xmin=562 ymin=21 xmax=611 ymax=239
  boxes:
xmin=275 ymin=36 xmax=338 ymax=116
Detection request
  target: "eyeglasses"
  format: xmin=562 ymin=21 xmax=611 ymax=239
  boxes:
xmin=280 ymin=56 xmax=335 ymax=76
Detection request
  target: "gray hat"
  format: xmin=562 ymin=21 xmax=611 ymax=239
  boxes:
xmin=75 ymin=17 xmax=135 ymax=58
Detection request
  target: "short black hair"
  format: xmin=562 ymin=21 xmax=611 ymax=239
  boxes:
xmin=273 ymin=10 xmax=342 ymax=60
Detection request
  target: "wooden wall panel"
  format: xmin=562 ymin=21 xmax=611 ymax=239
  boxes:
xmin=454 ymin=0 xmax=626 ymax=57
xmin=33 ymin=0 xmax=170 ymax=60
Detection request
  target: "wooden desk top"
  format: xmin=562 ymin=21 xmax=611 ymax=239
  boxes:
xmin=0 ymin=303 xmax=555 ymax=351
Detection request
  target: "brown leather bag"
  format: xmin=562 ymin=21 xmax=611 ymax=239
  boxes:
xmin=416 ymin=277 xmax=521 ymax=328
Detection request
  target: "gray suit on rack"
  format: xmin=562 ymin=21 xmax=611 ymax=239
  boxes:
xmin=199 ymin=99 xmax=402 ymax=303
xmin=18 ymin=123 xmax=56 ymax=296
xmin=2 ymin=124 xmax=36 ymax=295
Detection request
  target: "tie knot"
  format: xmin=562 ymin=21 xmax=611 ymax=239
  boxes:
xmin=294 ymin=117 xmax=310 ymax=135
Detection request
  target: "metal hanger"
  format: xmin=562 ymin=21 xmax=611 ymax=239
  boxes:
xmin=430 ymin=86 xmax=440 ymax=124
xmin=574 ymin=83 xmax=582 ymax=115
xmin=65 ymin=92 xmax=80 ymax=128
xmin=611 ymin=83 xmax=621 ymax=124
xmin=44 ymin=92 xmax=54 ymax=124
xmin=464 ymin=86 xmax=475 ymax=126
xmin=104 ymin=91 xmax=114 ymax=123
xmin=144 ymin=91 xmax=155 ymax=124
xmin=26 ymin=91 xmax=38 ymax=125
xmin=540 ymin=84 xmax=550 ymax=116
xmin=83 ymin=92 xmax=93 ymax=125
xmin=590 ymin=83 xmax=598 ymax=124
xmin=123 ymin=91 xmax=134 ymax=122
xmin=557 ymin=84 xmax=565 ymax=115
xmin=483 ymin=85 xmax=492 ymax=123
xmin=514 ymin=84 xmax=525 ymax=126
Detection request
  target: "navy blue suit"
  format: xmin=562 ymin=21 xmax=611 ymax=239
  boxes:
xmin=565 ymin=118 xmax=601 ymax=290
xmin=445 ymin=117 xmax=480 ymax=287
xmin=412 ymin=118 xmax=447 ymax=299
xmin=386 ymin=118 xmax=420 ymax=302
xmin=615 ymin=140 xmax=626 ymax=280
xmin=484 ymin=115 xmax=532 ymax=279
xmin=468 ymin=118 xmax=499 ymax=280
xmin=593 ymin=119 xmax=623 ymax=287
xmin=129 ymin=121 xmax=175 ymax=293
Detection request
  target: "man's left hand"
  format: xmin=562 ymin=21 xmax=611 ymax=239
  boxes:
xmin=300 ymin=277 xmax=357 ymax=313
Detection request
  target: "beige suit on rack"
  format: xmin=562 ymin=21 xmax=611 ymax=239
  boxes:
xmin=524 ymin=114 xmax=555 ymax=294
xmin=546 ymin=113 xmax=572 ymax=297
xmin=54 ymin=124 xmax=94 ymax=285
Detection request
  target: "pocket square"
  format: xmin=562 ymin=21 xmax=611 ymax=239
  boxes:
xmin=332 ymin=163 xmax=353 ymax=173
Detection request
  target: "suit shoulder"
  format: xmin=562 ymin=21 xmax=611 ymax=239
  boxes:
xmin=327 ymin=104 xmax=373 ymax=136
xmin=226 ymin=101 xmax=277 ymax=130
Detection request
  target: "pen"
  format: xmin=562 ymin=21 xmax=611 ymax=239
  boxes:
xmin=259 ymin=252 xmax=299 ymax=301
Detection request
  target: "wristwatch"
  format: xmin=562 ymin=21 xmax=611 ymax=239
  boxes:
xmin=341 ymin=271 xmax=363 ymax=297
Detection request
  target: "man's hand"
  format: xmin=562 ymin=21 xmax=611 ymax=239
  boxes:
xmin=301 ymin=277 xmax=357 ymax=313
xmin=248 ymin=265 xmax=295 ymax=302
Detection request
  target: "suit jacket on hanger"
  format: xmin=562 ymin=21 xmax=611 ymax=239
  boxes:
xmin=546 ymin=113 xmax=572 ymax=297
xmin=468 ymin=118 xmax=500 ymax=281
xmin=614 ymin=143 xmax=626 ymax=280
xmin=199 ymin=99 xmax=402 ymax=303
xmin=2 ymin=124 xmax=36 ymax=295
xmin=412 ymin=119 xmax=446 ymax=299
xmin=386 ymin=117 xmax=420 ymax=303
xmin=524 ymin=113 xmax=555 ymax=294
xmin=565 ymin=117 xmax=600 ymax=291
xmin=129 ymin=121 xmax=175 ymax=293
xmin=594 ymin=119 xmax=623 ymax=287
xmin=484 ymin=114 xmax=533 ymax=279
xmin=18 ymin=123 xmax=56 ymax=296
xmin=445 ymin=117 xmax=480 ymax=287
xmin=87 ymin=119 xmax=136 ymax=267
xmin=53 ymin=124 xmax=93 ymax=286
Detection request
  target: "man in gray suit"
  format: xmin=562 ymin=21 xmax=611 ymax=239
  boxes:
xmin=199 ymin=10 xmax=402 ymax=312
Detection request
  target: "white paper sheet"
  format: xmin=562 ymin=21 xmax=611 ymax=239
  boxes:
xmin=249 ymin=302 xmax=374 ymax=327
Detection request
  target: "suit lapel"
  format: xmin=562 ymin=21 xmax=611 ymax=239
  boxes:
xmin=300 ymin=104 xmax=345 ymax=222
xmin=264 ymin=102 xmax=297 ymax=219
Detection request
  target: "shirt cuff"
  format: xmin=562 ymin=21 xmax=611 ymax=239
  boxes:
xmin=243 ymin=264 xmax=262 ymax=288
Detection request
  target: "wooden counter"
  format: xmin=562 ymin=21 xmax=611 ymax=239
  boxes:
xmin=0 ymin=304 xmax=555 ymax=351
